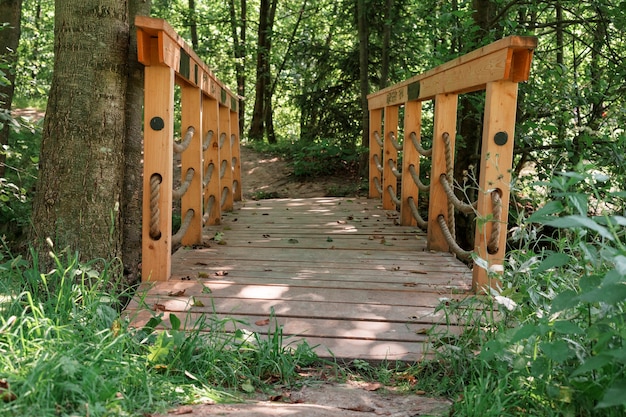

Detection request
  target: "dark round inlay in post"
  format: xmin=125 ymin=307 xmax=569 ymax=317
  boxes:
xmin=150 ymin=117 xmax=165 ymax=131
xmin=494 ymin=131 xmax=508 ymax=146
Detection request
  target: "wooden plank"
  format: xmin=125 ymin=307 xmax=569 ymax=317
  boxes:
xmin=367 ymin=36 xmax=537 ymax=109
xmin=180 ymin=83 xmax=203 ymax=245
xmin=382 ymin=105 xmax=399 ymax=210
xmin=142 ymin=64 xmax=175 ymax=282
xmin=202 ymin=96 xmax=221 ymax=225
xmin=219 ymin=104 xmax=233 ymax=211
xmin=472 ymin=80 xmax=518 ymax=291
xmin=400 ymin=100 xmax=422 ymax=226
xmin=427 ymin=94 xmax=458 ymax=252
xmin=369 ymin=108 xmax=383 ymax=198
xmin=230 ymin=110 xmax=242 ymax=201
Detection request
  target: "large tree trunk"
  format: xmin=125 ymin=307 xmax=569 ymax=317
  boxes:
xmin=0 ymin=0 xmax=22 ymax=178
xmin=122 ymin=0 xmax=151 ymax=287
xmin=31 ymin=0 xmax=129 ymax=272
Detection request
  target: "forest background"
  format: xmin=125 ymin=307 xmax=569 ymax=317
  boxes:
xmin=1 ymin=0 xmax=626 ymax=416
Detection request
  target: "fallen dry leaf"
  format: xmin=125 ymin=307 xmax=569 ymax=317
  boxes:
xmin=170 ymin=406 xmax=194 ymax=415
xmin=167 ymin=289 xmax=186 ymax=296
xmin=215 ymin=270 xmax=229 ymax=276
xmin=403 ymin=282 xmax=417 ymax=287
xmin=153 ymin=303 xmax=166 ymax=312
xmin=0 ymin=380 xmax=16 ymax=403
xmin=255 ymin=318 xmax=271 ymax=326
xmin=364 ymin=382 xmax=383 ymax=391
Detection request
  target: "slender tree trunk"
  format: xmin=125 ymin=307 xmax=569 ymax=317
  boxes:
xmin=31 ymin=0 xmax=129 ymax=272
xmin=188 ymin=0 xmax=198 ymax=50
xmin=248 ymin=0 xmax=277 ymax=142
xmin=229 ymin=0 xmax=246 ymax=136
xmin=357 ymin=0 xmax=369 ymax=149
xmin=380 ymin=0 xmax=393 ymax=89
xmin=0 ymin=0 xmax=22 ymax=178
xmin=122 ymin=0 xmax=151 ymax=287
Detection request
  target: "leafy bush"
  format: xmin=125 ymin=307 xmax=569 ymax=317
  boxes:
xmin=418 ymin=170 xmax=626 ymax=416
xmin=291 ymin=139 xmax=361 ymax=178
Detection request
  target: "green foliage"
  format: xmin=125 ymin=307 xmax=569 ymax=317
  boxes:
xmin=0 ymin=243 xmax=320 ymax=416
xmin=291 ymin=139 xmax=362 ymax=178
xmin=411 ymin=170 xmax=626 ymax=416
xmin=0 ymin=122 xmax=41 ymax=250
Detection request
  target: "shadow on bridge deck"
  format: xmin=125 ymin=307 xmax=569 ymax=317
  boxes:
xmin=124 ymin=197 xmax=473 ymax=362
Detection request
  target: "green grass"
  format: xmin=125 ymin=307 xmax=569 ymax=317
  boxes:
xmin=0 ymin=240 xmax=321 ymax=416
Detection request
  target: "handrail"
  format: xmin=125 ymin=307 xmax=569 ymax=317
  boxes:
xmin=136 ymin=16 xmax=242 ymax=282
xmin=367 ymin=36 xmax=537 ymax=291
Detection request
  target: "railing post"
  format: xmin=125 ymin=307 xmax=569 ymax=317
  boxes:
xmin=382 ymin=105 xmax=399 ymax=210
xmin=472 ymin=80 xmax=518 ymax=291
xmin=369 ymin=108 xmax=383 ymax=199
xmin=400 ymin=101 xmax=422 ymax=226
xmin=142 ymin=63 xmax=175 ymax=282
xmin=203 ymin=95 xmax=221 ymax=225
xmin=230 ymin=105 xmax=242 ymax=202
xmin=219 ymin=101 xmax=233 ymax=211
xmin=427 ymin=93 xmax=458 ymax=252
xmin=180 ymin=84 xmax=203 ymax=246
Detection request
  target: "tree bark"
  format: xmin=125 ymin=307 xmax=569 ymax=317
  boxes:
xmin=248 ymin=0 xmax=277 ymax=142
xmin=122 ymin=0 xmax=151 ymax=287
xmin=31 ymin=0 xmax=129 ymax=272
xmin=188 ymin=0 xmax=198 ymax=50
xmin=229 ymin=0 xmax=246 ymax=136
xmin=380 ymin=0 xmax=393 ymax=89
xmin=0 ymin=0 xmax=22 ymax=178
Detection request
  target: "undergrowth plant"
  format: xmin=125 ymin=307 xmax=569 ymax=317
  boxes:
xmin=0 ymin=240 xmax=320 ymax=416
xmin=414 ymin=169 xmax=626 ymax=416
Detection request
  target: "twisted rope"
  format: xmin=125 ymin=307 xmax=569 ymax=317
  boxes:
xmin=231 ymin=133 xmax=236 ymax=147
xmin=488 ymin=190 xmax=503 ymax=254
xmin=386 ymin=185 xmax=401 ymax=207
xmin=203 ymin=163 xmax=215 ymax=188
xmin=437 ymin=215 xmax=472 ymax=260
xmin=172 ymin=209 xmax=195 ymax=245
xmin=388 ymin=131 xmax=403 ymax=151
xmin=219 ymin=132 xmax=227 ymax=149
xmin=373 ymin=154 xmax=384 ymax=173
xmin=442 ymin=132 xmax=456 ymax=241
xmin=373 ymin=131 xmax=383 ymax=147
xmin=203 ymin=130 xmax=214 ymax=151
xmin=439 ymin=174 xmax=477 ymax=214
xmin=389 ymin=159 xmax=402 ymax=179
xmin=173 ymin=168 xmax=195 ymax=199
xmin=202 ymin=195 xmax=216 ymax=225
xmin=407 ymin=197 xmax=428 ymax=230
xmin=174 ymin=126 xmax=195 ymax=154
xmin=373 ymin=176 xmax=383 ymax=194
xmin=149 ymin=174 xmax=162 ymax=240
xmin=409 ymin=132 xmax=432 ymax=157
xmin=233 ymin=179 xmax=239 ymax=196
xmin=408 ymin=164 xmax=430 ymax=192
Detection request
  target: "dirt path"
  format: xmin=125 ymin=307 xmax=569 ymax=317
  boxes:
xmin=239 ymin=145 xmax=362 ymax=199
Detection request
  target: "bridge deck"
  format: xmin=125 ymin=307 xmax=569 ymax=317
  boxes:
xmin=125 ymin=197 xmax=473 ymax=362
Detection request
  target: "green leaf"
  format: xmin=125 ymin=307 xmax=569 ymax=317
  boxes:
xmin=541 ymin=340 xmax=572 ymax=363
xmin=536 ymin=252 xmax=570 ymax=274
xmin=579 ymin=283 xmax=626 ymax=305
xmin=511 ymin=323 xmax=538 ymax=343
xmin=571 ymin=355 xmax=613 ymax=377
xmin=597 ymin=379 xmax=626 ymax=408
xmin=567 ymin=193 xmax=588 ymax=216
xmin=528 ymin=201 xmax=564 ymax=222
xmin=545 ymin=215 xmax=614 ymax=241
xmin=551 ymin=289 xmax=579 ymax=313
xmin=241 ymin=380 xmax=255 ymax=393
xmin=170 ymin=313 xmax=181 ymax=331
xmin=552 ymin=320 xmax=583 ymax=335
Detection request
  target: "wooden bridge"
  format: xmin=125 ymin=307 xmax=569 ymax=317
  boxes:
xmin=124 ymin=17 xmax=536 ymax=361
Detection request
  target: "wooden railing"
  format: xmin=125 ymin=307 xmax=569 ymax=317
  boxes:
xmin=136 ymin=16 xmax=242 ymax=282
xmin=367 ymin=36 xmax=537 ymax=291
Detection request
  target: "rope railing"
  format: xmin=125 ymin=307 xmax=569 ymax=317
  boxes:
xmin=173 ymin=126 xmax=195 ymax=154
xmin=409 ymin=132 xmax=432 ymax=157
xmin=173 ymin=167 xmax=195 ymax=199
xmin=137 ymin=16 xmax=241 ymax=282
xmin=388 ymin=131 xmax=403 ymax=151
xmin=366 ymin=35 xmax=537 ymax=290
